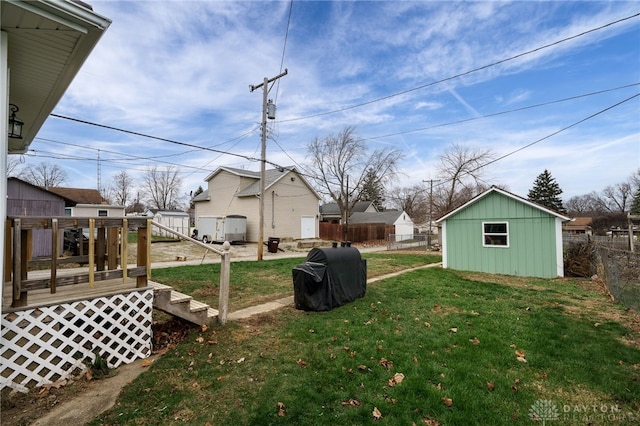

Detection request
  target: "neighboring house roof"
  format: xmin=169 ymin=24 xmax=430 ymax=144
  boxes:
xmin=436 ymin=186 xmax=571 ymax=223
xmin=3 ymin=0 xmax=111 ymax=153
xmin=47 ymin=187 xmax=106 ymax=205
xmin=320 ymin=201 xmax=378 ymax=216
xmin=192 ymin=189 xmax=210 ymax=202
xmin=563 ymin=217 xmax=593 ymax=230
xmin=349 ymin=210 xmax=411 ymax=225
xmin=203 ymin=166 xmax=321 ymax=200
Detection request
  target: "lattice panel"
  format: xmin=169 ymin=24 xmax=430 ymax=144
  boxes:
xmin=1 ymin=289 xmax=153 ymax=392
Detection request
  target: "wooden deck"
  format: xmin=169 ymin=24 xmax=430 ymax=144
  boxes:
xmin=2 ymin=267 xmax=141 ymax=313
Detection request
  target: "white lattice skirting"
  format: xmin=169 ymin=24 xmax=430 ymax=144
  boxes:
xmin=1 ymin=289 xmax=153 ymax=392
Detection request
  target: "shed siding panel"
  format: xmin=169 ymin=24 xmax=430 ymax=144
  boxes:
xmin=444 ymin=192 xmax=560 ymax=278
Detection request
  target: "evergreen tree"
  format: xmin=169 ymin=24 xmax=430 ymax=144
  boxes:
xmin=359 ymin=168 xmax=385 ymax=211
xmin=527 ymin=169 xmax=566 ymax=213
xmin=630 ymin=186 xmax=640 ymax=215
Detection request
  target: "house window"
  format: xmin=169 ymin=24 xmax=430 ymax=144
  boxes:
xmin=64 ymin=208 xmax=72 ymax=216
xmin=483 ymin=222 xmax=509 ymax=247
xmin=98 ymin=210 xmax=108 ymax=217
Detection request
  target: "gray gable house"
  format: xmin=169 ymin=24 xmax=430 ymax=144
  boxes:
xmin=193 ymin=166 xmax=321 ymax=241
xmin=320 ymin=201 xmax=378 ymax=223
xmin=436 ymin=186 xmax=570 ymax=278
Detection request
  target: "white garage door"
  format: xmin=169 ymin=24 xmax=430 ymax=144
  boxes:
xmin=300 ymin=216 xmax=316 ymax=239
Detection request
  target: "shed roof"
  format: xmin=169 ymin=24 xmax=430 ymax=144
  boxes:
xmin=436 ymin=186 xmax=571 ymax=223
xmin=46 ymin=186 xmax=106 ymax=205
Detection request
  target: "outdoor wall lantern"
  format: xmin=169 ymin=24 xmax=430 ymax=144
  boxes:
xmin=8 ymin=104 xmax=24 ymax=139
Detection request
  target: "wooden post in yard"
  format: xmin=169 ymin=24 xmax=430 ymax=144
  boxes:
xmin=218 ymin=241 xmax=231 ymax=324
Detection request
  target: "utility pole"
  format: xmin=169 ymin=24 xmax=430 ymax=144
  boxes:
xmin=250 ymin=69 xmax=287 ymax=260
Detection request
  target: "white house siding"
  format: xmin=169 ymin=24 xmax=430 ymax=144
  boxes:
xmin=264 ymin=173 xmax=319 ymax=240
xmin=196 ymin=169 xmax=319 ymax=242
xmin=393 ymin=212 xmax=414 ymax=241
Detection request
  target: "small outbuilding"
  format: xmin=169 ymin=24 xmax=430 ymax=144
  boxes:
xmin=436 ymin=186 xmax=570 ymax=278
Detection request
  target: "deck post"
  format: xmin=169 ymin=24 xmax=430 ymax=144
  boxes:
xmin=89 ymin=218 xmax=95 ymax=287
xmin=4 ymin=219 xmax=11 ymax=283
xmin=107 ymin=227 xmax=119 ymax=270
xmin=96 ymin=226 xmax=106 ymax=271
xmin=218 ymin=241 xmax=231 ymax=324
xmin=121 ymin=219 xmax=128 ymax=283
xmin=50 ymin=218 xmax=58 ymax=293
xmin=12 ymin=218 xmax=26 ymax=307
xmin=137 ymin=224 xmax=148 ymax=288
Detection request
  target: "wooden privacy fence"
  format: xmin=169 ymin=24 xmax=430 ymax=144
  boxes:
xmin=320 ymin=222 xmax=394 ymax=243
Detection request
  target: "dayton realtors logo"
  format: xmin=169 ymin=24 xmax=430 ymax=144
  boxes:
xmin=529 ymin=399 xmax=636 ymax=424
xmin=528 ymin=400 xmax=560 ymax=424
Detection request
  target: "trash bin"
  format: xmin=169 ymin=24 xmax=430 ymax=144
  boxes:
xmin=292 ymin=245 xmax=366 ymax=311
xmin=268 ymin=237 xmax=280 ymax=253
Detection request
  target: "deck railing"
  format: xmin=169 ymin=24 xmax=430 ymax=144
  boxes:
xmin=4 ymin=217 xmax=232 ymax=323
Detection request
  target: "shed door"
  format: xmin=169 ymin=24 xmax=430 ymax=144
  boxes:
xmin=301 ymin=216 xmax=316 ymax=239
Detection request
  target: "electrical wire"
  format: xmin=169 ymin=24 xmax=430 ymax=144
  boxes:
xmin=280 ymin=12 xmax=640 ymax=123
xmin=432 ymin=92 xmax=640 ymax=191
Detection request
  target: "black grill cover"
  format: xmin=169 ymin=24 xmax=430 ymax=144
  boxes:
xmin=292 ymin=247 xmax=367 ymax=311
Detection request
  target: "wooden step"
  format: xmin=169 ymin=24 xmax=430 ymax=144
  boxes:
xmin=148 ymin=281 xmax=218 ymax=325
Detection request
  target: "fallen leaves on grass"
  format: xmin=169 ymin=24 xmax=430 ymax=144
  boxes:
xmin=448 ymin=327 xmax=458 ymax=333
xmin=388 ymin=372 xmax=405 ymax=387
xmin=372 ymin=406 xmax=382 ymax=420
xmin=470 ymin=337 xmax=480 ymax=345
xmin=341 ymin=398 xmax=361 ymax=407
xmin=487 ymin=381 xmax=495 ymax=391
xmin=277 ymin=402 xmax=286 ymax=417
xmin=296 ymin=359 xmax=308 ymax=367
xmin=421 ymin=418 xmax=441 ymax=426
xmin=442 ymin=396 xmax=453 ymax=407
xmin=379 ymin=358 xmax=393 ymax=370
xmin=141 ymin=358 xmax=155 ymax=367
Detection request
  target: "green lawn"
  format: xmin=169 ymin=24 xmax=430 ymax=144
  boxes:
xmin=90 ymin=257 xmax=640 ymax=425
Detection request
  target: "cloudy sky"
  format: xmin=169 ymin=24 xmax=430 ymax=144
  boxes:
xmin=18 ymin=0 xmax=640 ymax=205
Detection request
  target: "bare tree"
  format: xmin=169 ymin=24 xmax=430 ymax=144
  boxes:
xmin=7 ymin=157 xmax=23 ymax=177
xmin=565 ymin=192 xmax=605 ymax=216
xmin=142 ymin=165 xmax=183 ymax=210
xmin=21 ymin=161 xmax=68 ymax=188
xmin=433 ymin=142 xmax=494 ymax=215
xmin=387 ymin=184 xmax=429 ymax=224
xmin=305 ymin=126 xmax=403 ymax=223
xmin=600 ymin=182 xmax=633 ymax=213
xmin=107 ymin=170 xmax=135 ymax=208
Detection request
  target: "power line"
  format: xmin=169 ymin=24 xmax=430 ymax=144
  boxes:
xmin=432 ymin=92 xmax=640 ymax=191
xmin=280 ymin=12 xmax=640 ymax=123
xmin=363 ymin=82 xmax=640 ymax=142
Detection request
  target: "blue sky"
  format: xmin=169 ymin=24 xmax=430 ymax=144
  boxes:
xmin=18 ymin=0 xmax=640 ymax=205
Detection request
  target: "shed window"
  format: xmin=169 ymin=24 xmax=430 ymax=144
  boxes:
xmin=64 ymin=208 xmax=72 ymax=216
xmin=483 ymin=222 xmax=509 ymax=247
xmin=98 ymin=210 xmax=108 ymax=217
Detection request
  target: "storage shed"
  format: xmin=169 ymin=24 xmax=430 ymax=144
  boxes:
xmin=436 ymin=186 xmax=570 ymax=278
